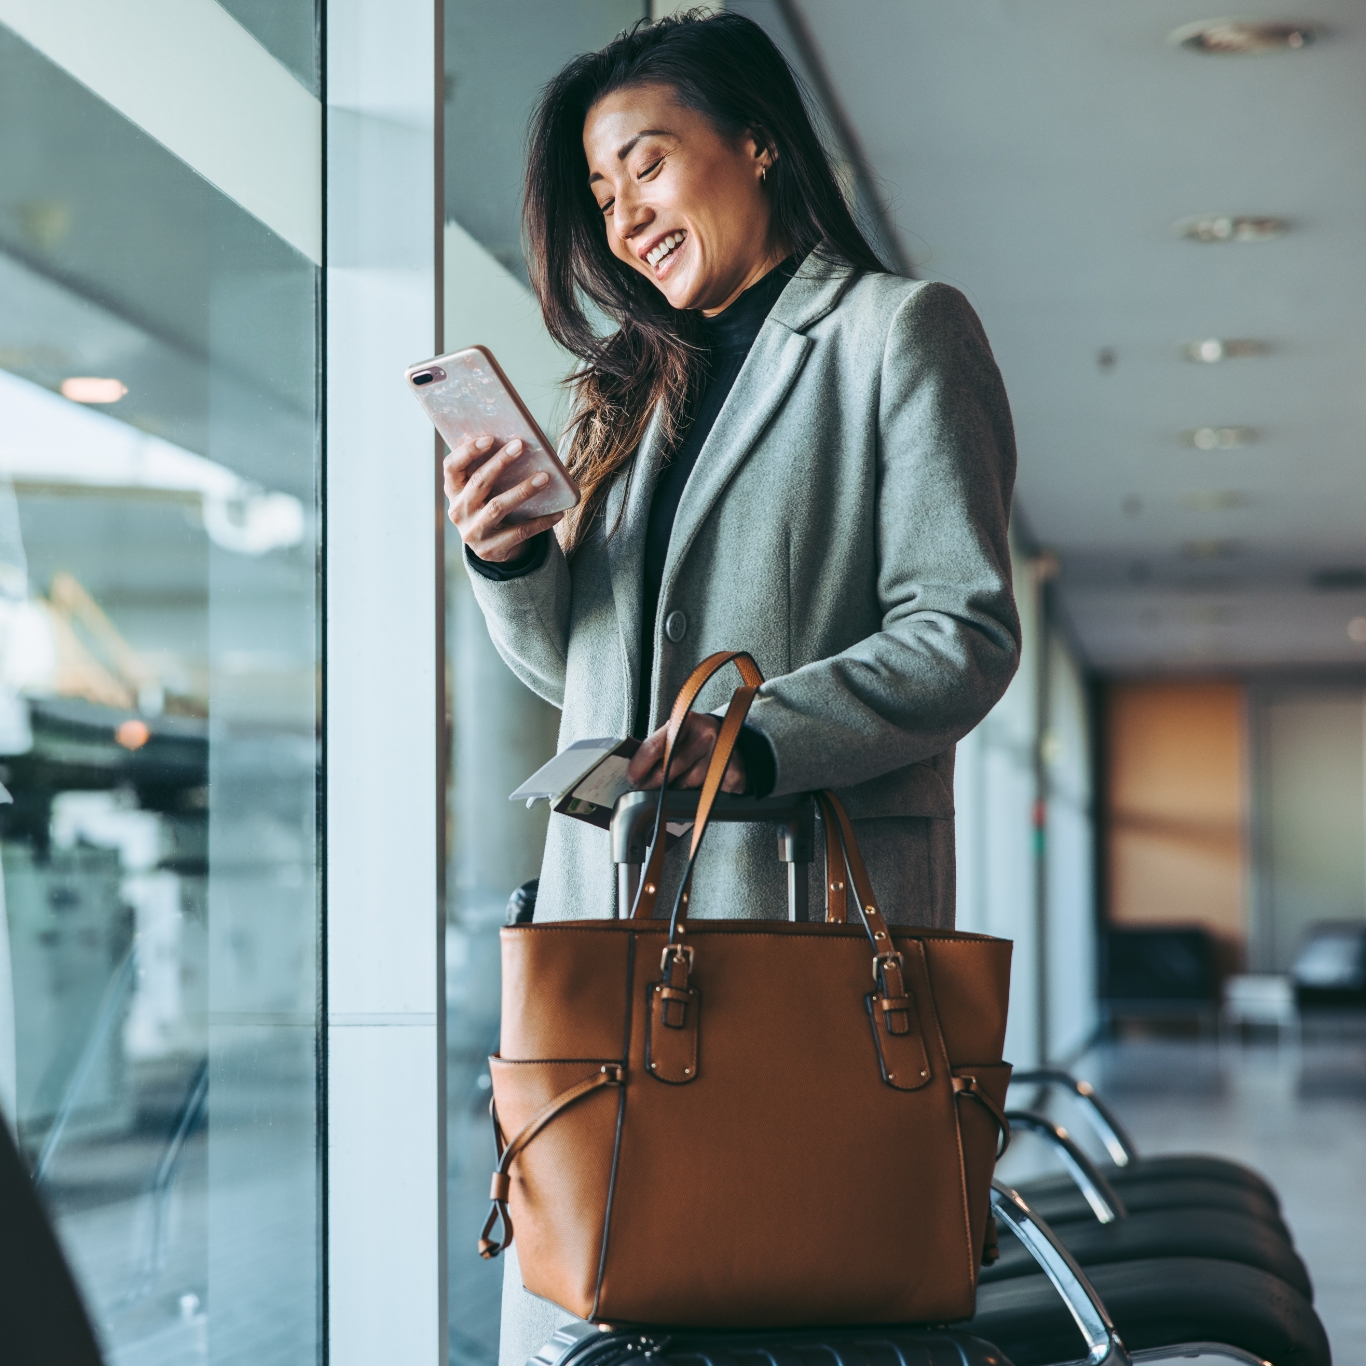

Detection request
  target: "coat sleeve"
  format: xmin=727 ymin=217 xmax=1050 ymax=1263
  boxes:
xmin=464 ymin=533 xmax=572 ymax=708
xmin=745 ymin=281 xmax=1021 ymax=795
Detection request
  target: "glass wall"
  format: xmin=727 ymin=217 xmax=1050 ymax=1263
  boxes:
xmin=441 ymin=4 xmax=646 ymax=1362
xmin=0 ymin=11 xmax=321 ymax=1364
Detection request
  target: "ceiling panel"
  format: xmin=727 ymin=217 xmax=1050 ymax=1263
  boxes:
xmin=789 ymin=0 xmax=1366 ymax=672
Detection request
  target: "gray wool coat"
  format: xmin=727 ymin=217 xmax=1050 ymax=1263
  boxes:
xmin=470 ymin=258 xmax=1020 ymax=1366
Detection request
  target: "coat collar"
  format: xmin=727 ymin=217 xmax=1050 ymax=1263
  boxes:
xmin=657 ymin=257 xmax=859 ymax=603
xmin=605 ymin=256 xmax=863 ymax=719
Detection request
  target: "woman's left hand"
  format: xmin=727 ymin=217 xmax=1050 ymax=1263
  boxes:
xmin=627 ymin=713 xmax=747 ymax=793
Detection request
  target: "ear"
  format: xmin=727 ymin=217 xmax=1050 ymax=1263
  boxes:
xmin=743 ymin=127 xmax=776 ymax=174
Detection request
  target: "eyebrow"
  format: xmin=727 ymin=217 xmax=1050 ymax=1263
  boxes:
xmin=588 ymin=128 xmax=671 ymax=184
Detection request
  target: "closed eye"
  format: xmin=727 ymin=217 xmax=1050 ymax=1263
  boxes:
xmin=598 ymin=197 xmax=614 ymax=216
xmin=638 ymin=157 xmax=664 ymax=180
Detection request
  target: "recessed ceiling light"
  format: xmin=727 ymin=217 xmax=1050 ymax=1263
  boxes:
xmin=1170 ymin=20 xmax=1314 ymax=54
xmin=1183 ymin=426 xmax=1255 ymax=450
xmin=1348 ymin=617 xmax=1366 ymax=644
xmin=115 ymin=718 xmax=151 ymax=750
xmin=1176 ymin=215 xmax=1289 ymax=243
xmin=60 ymin=376 xmax=128 ymax=403
xmin=1181 ymin=490 xmax=1249 ymax=510
xmin=1184 ymin=338 xmax=1270 ymax=363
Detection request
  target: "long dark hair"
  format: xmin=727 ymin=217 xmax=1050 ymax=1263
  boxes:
xmin=524 ymin=9 xmax=885 ymax=551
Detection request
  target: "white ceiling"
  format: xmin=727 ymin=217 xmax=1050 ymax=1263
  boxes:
xmin=791 ymin=0 xmax=1366 ymax=673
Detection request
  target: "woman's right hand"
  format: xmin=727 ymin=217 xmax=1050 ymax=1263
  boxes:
xmin=444 ymin=435 xmax=566 ymax=563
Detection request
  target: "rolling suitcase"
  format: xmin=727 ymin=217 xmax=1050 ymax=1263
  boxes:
xmin=529 ymin=1321 xmax=1013 ymax=1366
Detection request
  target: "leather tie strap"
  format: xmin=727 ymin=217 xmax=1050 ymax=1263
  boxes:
xmin=953 ymin=1073 xmax=1011 ymax=1159
xmin=478 ymin=1064 xmax=625 ymax=1258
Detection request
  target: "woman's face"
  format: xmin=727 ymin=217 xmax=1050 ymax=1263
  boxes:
xmin=584 ymin=84 xmax=780 ymax=316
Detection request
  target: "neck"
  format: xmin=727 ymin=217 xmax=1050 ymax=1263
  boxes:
xmin=699 ymin=242 xmax=789 ymax=318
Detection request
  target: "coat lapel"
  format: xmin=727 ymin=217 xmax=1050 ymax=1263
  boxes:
xmin=659 ymin=260 xmax=861 ymax=602
xmin=606 ymin=403 xmax=667 ymax=714
xmin=658 ymin=324 xmax=811 ymax=601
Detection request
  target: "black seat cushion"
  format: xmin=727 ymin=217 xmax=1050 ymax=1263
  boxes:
xmin=1110 ymin=1153 xmax=1280 ymax=1205
xmin=965 ymin=1257 xmax=1329 ymax=1366
xmin=1018 ymin=1153 xmax=1278 ymax=1206
xmin=1019 ymin=1174 xmax=1288 ymax=1236
xmin=983 ymin=1206 xmax=1312 ymax=1300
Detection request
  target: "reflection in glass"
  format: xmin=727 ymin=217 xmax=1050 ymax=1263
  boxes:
xmin=0 ymin=15 xmax=319 ymax=1365
xmin=442 ymin=5 xmax=648 ymax=1363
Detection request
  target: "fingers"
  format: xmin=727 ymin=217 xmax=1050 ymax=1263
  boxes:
xmin=628 ymin=727 xmax=666 ymax=786
xmin=442 ymin=437 xmax=497 ymax=486
xmin=470 ymin=464 xmax=549 ymax=540
xmin=470 ymin=510 xmax=565 ymax=563
xmin=627 ymin=713 xmax=748 ymax=794
xmin=464 ymin=438 xmax=526 ymax=510
xmin=444 ymin=434 xmax=498 ymax=487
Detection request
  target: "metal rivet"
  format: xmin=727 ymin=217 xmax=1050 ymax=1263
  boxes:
xmin=921 ymin=1070 xmax=928 ymax=1078
xmin=645 ymin=883 xmax=656 ymax=895
xmin=683 ymin=1068 xmax=691 ymax=1075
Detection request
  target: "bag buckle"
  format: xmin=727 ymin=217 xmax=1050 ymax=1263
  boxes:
xmin=873 ymin=949 xmax=904 ymax=986
xmin=660 ymin=943 xmax=695 ymax=976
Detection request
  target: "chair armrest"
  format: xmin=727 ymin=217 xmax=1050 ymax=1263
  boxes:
xmin=1005 ymin=1109 xmax=1128 ymax=1223
xmin=1010 ymin=1068 xmax=1140 ymax=1167
xmin=990 ymin=1181 xmax=1131 ymax=1366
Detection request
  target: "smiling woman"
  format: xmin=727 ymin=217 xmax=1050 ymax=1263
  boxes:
xmin=442 ymin=16 xmax=1022 ymax=1353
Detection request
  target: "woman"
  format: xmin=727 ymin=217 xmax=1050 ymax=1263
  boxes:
xmin=445 ymin=12 xmax=1019 ymax=1358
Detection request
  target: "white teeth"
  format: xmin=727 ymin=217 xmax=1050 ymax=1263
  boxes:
xmin=646 ymin=232 xmax=684 ymax=267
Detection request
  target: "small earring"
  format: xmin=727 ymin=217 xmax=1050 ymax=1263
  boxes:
xmin=760 ymin=167 xmax=768 ymax=185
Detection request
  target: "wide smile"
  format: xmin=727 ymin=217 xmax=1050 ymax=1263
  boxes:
xmin=643 ymin=230 xmax=687 ymax=277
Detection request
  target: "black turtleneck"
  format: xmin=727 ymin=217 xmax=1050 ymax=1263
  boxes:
xmin=632 ymin=261 xmax=796 ymax=794
xmin=470 ymin=258 xmax=796 ymax=795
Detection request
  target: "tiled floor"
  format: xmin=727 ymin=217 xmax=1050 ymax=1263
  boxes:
xmin=1000 ymin=1021 xmax=1366 ymax=1366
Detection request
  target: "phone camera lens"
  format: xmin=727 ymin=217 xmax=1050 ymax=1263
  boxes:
xmin=412 ymin=371 xmax=434 ymax=386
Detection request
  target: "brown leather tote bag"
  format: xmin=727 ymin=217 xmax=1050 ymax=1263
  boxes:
xmin=480 ymin=651 xmax=1012 ymax=1329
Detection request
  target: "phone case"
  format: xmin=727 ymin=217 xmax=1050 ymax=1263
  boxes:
xmin=406 ymin=346 xmax=579 ymax=523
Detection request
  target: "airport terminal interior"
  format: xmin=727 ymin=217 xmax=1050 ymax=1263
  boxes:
xmin=0 ymin=1 xmax=1364 ymax=1363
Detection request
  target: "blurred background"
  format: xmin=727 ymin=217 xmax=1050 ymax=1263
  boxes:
xmin=1 ymin=2 xmax=1363 ymax=1365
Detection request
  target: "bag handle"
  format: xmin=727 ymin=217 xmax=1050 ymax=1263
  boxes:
xmin=814 ymin=789 xmax=915 ymax=1035
xmin=630 ymin=651 xmax=764 ymax=920
xmin=632 ymin=651 xmax=852 ymax=925
xmin=631 ymin=656 xmax=859 ymax=933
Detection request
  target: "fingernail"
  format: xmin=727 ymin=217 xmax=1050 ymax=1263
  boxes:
xmin=475 ymin=436 xmax=494 ymax=450
xmin=505 ymin=439 xmax=522 ymax=455
xmin=531 ymin=473 xmax=548 ymax=488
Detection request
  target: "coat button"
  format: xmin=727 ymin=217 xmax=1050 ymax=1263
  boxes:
xmin=664 ymin=610 xmax=688 ymax=643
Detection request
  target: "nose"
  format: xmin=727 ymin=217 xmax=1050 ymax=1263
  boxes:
xmin=612 ymin=188 xmax=651 ymax=245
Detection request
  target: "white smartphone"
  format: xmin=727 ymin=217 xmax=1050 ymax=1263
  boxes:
xmin=406 ymin=345 xmax=579 ymax=524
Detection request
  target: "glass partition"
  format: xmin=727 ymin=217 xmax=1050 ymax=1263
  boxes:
xmin=0 ymin=11 xmax=321 ymax=1364
xmin=442 ymin=5 xmax=646 ymax=1362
